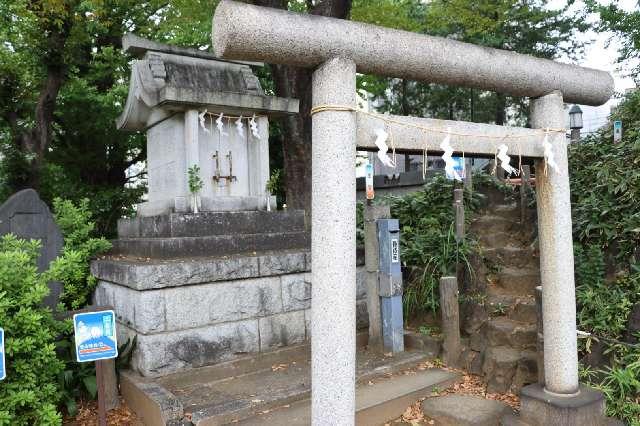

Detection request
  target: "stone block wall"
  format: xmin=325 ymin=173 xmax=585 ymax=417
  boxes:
xmin=92 ymin=250 xmax=367 ymax=377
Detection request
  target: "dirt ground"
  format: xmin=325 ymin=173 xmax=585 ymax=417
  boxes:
xmin=63 ymin=398 xmax=142 ymax=426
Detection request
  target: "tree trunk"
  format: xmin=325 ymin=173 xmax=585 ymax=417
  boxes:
xmin=23 ymin=67 xmax=67 ymax=188
xmin=495 ymin=93 xmax=507 ymax=125
xmin=251 ymin=0 xmax=352 ymax=217
xmin=12 ymin=3 xmax=73 ymax=191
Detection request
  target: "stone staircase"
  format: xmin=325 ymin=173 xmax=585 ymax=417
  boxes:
xmin=465 ymin=188 xmax=540 ymax=394
xmin=120 ymin=334 xmax=460 ymax=425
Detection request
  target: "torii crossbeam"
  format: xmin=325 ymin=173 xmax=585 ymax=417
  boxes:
xmin=212 ymin=2 xmax=613 ymax=424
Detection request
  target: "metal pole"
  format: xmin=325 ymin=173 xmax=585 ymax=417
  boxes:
xmin=311 ymin=57 xmax=357 ymax=424
xmin=453 ymin=189 xmax=465 ymax=242
xmin=520 ymin=165 xmax=531 ymax=225
xmin=96 ymin=360 xmax=107 ymax=426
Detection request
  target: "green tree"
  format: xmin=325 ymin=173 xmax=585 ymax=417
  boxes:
xmin=0 ymin=0 xmax=222 ymax=234
xmin=352 ymin=0 xmax=590 ymax=125
xmin=588 ymin=0 xmax=640 ymax=80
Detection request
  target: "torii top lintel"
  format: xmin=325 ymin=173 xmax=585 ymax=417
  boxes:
xmin=213 ymin=0 xmax=613 ymax=107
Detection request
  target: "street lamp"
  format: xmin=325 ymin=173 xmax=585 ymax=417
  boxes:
xmin=569 ymin=104 xmax=583 ymax=143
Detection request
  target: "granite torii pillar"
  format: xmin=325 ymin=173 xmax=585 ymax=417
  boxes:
xmin=212 ymin=1 xmax=613 ymax=424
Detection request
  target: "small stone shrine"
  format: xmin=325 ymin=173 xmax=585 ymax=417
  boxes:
xmin=116 ymin=34 xmax=298 ymax=216
xmin=92 ymin=35 xmax=370 ymax=380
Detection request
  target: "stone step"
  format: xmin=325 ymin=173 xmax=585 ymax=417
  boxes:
xmin=486 ymin=293 xmax=537 ymax=324
xmin=486 ymin=317 xmax=536 ymax=350
xmin=235 ymin=368 xmax=460 ymax=425
xmin=121 ymin=348 xmax=452 ymax=425
xmin=471 ymin=215 xmax=519 ymax=234
xmin=118 ymin=210 xmax=306 ymax=238
xmin=488 ymin=202 xmax=521 ymax=221
xmin=500 ymin=412 xmax=532 ymax=425
xmin=483 ymin=246 xmax=539 ymax=269
xmin=482 ymin=346 xmax=537 ymax=394
xmin=110 ymin=231 xmax=310 ymax=259
xmin=494 ymin=267 xmax=540 ymax=295
xmin=478 ymin=231 xmax=529 ymax=249
xmin=422 ymin=394 xmax=512 ymax=426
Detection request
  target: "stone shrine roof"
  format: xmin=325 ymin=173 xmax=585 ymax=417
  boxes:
xmin=117 ymin=34 xmax=299 ymax=131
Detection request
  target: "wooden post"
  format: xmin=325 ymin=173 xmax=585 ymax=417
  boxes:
xmin=520 ymin=165 xmax=531 ymax=225
xmin=103 ymin=358 xmax=119 ymax=410
xmin=535 ymin=285 xmax=544 ymax=385
xmin=439 ymin=276 xmax=461 ymax=367
xmin=364 ymin=204 xmax=390 ymax=352
xmin=96 ymin=360 xmax=107 ymax=426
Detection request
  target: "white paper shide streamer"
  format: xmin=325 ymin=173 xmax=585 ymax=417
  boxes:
xmin=249 ymin=114 xmax=261 ymax=140
xmin=440 ymin=131 xmax=462 ymax=181
xmin=199 ymin=109 xmax=210 ymax=133
xmin=216 ymin=112 xmax=228 ymax=137
xmin=542 ymin=132 xmax=559 ymax=173
xmin=497 ymin=144 xmax=518 ymax=176
xmin=374 ymin=128 xmax=394 ymax=167
xmin=235 ymin=115 xmax=245 ymax=138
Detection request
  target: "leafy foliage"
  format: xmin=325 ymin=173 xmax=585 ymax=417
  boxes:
xmin=47 ymin=198 xmax=111 ymax=310
xmin=352 ymin=0 xmax=590 ymax=125
xmin=569 ymin=91 xmax=640 ymax=260
xmin=188 ymin=165 xmax=204 ymax=194
xmin=587 ymin=0 xmax=640 ymax=79
xmin=570 ymin=90 xmax=640 ymax=423
xmin=380 ymin=174 xmax=483 ymax=316
xmin=0 ymin=235 xmax=64 ymax=425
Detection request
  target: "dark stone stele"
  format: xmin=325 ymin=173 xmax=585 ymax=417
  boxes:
xmin=0 ymin=189 xmax=63 ymax=308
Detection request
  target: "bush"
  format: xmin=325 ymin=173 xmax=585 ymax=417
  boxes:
xmin=45 ymin=198 xmax=112 ymax=415
xmin=0 ymin=235 xmax=64 ymax=425
xmin=381 ymin=173 xmax=485 ymax=316
xmin=570 ymin=89 xmax=640 ymax=423
xmin=47 ymin=198 xmax=111 ymax=310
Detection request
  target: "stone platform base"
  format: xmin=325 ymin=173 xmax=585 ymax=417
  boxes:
xmin=121 ymin=333 xmax=450 ymax=425
xmin=508 ymin=383 xmax=621 ymax=426
xmin=92 ymin=249 xmax=368 ymax=376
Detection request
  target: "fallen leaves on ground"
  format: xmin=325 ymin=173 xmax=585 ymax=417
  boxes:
xmin=392 ymin=365 xmax=521 ymax=424
xmin=433 ymin=373 xmax=520 ymax=410
xmin=63 ymin=399 xmax=143 ymax=426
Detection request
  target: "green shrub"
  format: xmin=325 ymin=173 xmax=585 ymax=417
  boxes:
xmin=0 ymin=235 xmax=64 ymax=425
xmin=381 ymin=173 xmax=484 ymax=316
xmin=47 ymin=198 xmax=111 ymax=310
xmin=570 ymin=90 xmax=640 ymax=423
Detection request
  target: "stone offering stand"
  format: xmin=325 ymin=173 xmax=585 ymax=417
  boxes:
xmin=93 ymin=210 xmax=324 ymax=377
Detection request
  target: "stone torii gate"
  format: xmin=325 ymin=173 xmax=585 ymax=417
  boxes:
xmin=212 ymin=1 xmax=613 ymax=424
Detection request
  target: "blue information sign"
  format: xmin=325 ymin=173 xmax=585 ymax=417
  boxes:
xmin=73 ymin=310 xmax=118 ymax=362
xmin=446 ymin=157 xmax=466 ymax=180
xmin=0 ymin=328 xmax=5 ymax=380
